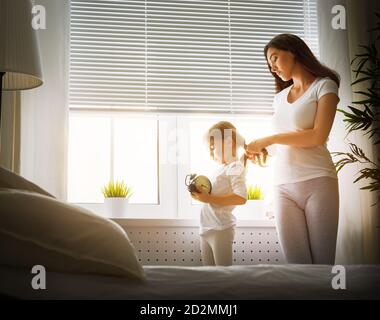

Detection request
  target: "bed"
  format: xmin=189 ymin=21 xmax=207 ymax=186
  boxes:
xmin=1 ymin=172 xmax=379 ymax=300
xmin=1 ymin=264 xmax=379 ymax=300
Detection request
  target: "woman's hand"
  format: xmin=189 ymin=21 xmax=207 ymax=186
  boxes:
xmin=191 ymin=189 xmax=211 ymax=203
xmin=246 ymin=137 xmax=271 ymax=154
xmin=245 ymin=138 xmax=271 ymax=166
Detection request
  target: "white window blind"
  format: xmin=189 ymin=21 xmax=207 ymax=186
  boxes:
xmin=70 ymin=0 xmax=318 ymax=114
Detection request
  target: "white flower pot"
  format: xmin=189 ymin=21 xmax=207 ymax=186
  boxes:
xmin=104 ymin=197 xmax=129 ymax=218
xmin=235 ymin=199 xmax=266 ymax=220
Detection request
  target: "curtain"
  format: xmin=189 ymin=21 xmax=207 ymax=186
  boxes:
xmin=20 ymin=0 xmax=69 ymax=200
xmin=346 ymin=0 xmax=380 ymax=264
xmin=317 ymin=0 xmax=380 ymax=264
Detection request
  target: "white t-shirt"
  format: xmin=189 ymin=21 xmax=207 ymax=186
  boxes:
xmin=271 ymin=77 xmax=340 ymax=185
xmin=199 ymin=160 xmax=247 ymax=235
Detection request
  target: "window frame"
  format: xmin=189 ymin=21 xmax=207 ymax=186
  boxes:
xmin=176 ymin=113 xmax=274 ymax=219
xmin=69 ymin=111 xmax=178 ymax=218
xmin=69 ymin=110 xmax=274 ymax=221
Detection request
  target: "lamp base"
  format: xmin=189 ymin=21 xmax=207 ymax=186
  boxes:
xmin=0 ymin=72 xmax=4 ymax=133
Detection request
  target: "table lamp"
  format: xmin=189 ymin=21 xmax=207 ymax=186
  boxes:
xmin=0 ymin=0 xmax=43 ymax=144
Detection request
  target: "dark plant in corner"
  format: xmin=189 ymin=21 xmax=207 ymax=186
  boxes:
xmin=332 ymin=12 xmax=380 ymax=205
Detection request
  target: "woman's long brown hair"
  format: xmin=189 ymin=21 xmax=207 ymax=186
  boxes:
xmin=264 ymin=33 xmax=340 ymax=93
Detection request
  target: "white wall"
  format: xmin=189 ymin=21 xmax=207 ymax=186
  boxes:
xmin=20 ymin=0 xmax=69 ymax=200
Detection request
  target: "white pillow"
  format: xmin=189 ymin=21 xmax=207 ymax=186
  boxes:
xmin=0 ymin=189 xmax=146 ymax=280
xmin=0 ymin=166 xmax=53 ymax=198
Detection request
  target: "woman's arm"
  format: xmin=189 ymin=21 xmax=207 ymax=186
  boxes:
xmin=247 ymin=93 xmax=339 ymax=153
xmin=191 ymin=191 xmax=247 ymax=206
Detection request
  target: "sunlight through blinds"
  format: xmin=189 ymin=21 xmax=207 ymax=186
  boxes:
xmin=70 ymin=0 xmax=319 ymax=114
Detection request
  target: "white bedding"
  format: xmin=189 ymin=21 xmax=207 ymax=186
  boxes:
xmin=0 ymin=264 xmax=379 ymax=300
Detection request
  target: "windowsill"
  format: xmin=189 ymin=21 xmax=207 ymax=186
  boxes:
xmin=113 ymin=218 xmax=276 ymax=228
xmin=73 ymin=203 xmax=276 ymax=227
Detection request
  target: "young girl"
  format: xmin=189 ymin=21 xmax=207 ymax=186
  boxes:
xmin=190 ymin=121 xmax=248 ymax=266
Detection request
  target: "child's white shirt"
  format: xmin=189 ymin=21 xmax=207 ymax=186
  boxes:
xmin=199 ymin=160 xmax=247 ymax=236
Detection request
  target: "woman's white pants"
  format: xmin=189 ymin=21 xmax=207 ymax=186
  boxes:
xmin=274 ymin=176 xmax=339 ymax=264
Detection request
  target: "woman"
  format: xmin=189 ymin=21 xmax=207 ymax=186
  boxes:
xmin=246 ymin=34 xmax=340 ymax=265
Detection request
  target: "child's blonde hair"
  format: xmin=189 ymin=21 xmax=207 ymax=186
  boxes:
xmin=205 ymin=121 xmax=248 ymax=167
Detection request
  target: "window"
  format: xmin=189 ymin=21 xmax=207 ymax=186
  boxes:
xmin=68 ymin=0 xmax=319 ymax=218
xmin=68 ymin=113 xmax=158 ymax=204
xmin=177 ymin=114 xmax=274 ymax=218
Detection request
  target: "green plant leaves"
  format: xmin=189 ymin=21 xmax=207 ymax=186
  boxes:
xmin=334 ymin=11 xmax=380 ymax=205
xmin=247 ymin=185 xmax=264 ymax=200
xmin=337 ymin=105 xmax=375 ymax=134
xmin=332 ymin=143 xmax=379 ymax=204
xmin=101 ymin=180 xmax=133 ymax=198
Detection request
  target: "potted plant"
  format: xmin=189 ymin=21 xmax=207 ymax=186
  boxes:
xmin=332 ymin=12 xmax=380 ymax=205
xmin=235 ymin=185 xmax=266 ymax=219
xmin=102 ymin=180 xmax=133 ymax=218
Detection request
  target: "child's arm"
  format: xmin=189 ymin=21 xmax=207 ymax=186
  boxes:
xmin=191 ymin=191 xmax=246 ymax=206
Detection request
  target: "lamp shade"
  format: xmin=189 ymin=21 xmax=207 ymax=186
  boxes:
xmin=0 ymin=0 xmax=43 ymax=90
